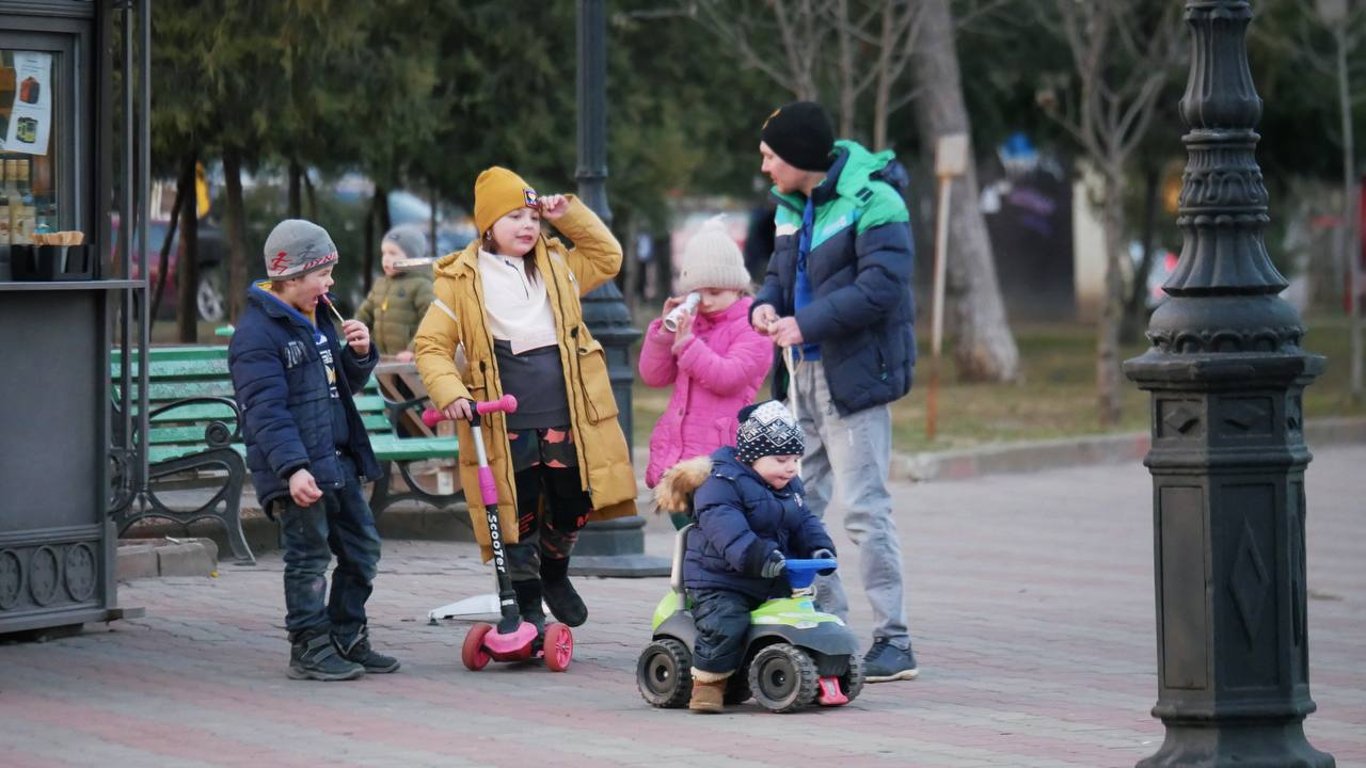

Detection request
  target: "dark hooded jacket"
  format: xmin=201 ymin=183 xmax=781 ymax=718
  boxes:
xmin=229 ymin=283 xmax=382 ymax=514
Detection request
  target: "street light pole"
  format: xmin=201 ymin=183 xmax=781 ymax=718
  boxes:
xmin=1123 ymin=2 xmax=1334 ymax=766
xmin=571 ymin=0 xmax=665 ymax=578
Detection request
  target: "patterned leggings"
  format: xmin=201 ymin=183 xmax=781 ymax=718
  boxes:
xmin=504 ymin=426 xmax=593 ymax=581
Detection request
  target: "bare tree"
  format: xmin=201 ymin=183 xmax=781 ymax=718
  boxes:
xmin=1256 ymin=0 xmax=1366 ymax=399
xmin=910 ymin=0 xmax=1020 ymax=382
xmin=678 ymin=0 xmax=1022 ymax=382
xmin=1036 ymin=1 xmax=1185 ymax=426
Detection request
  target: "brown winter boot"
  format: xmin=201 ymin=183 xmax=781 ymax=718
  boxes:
xmin=689 ymin=668 xmax=729 ymax=713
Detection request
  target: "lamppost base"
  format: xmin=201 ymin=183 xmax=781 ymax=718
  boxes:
xmin=1138 ymin=721 xmax=1335 ymax=768
xmin=569 ymin=516 xmax=670 ymax=577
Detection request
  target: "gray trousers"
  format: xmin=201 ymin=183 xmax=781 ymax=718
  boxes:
xmin=791 ymin=359 xmax=911 ymax=650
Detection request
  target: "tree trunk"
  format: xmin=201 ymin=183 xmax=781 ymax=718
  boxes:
xmin=151 ymin=179 xmax=183 ymax=322
xmin=303 ymin=169 xmax=318 ymax=222
xmin=909 ymin=0 xmax=1019 ymax=382
xmin=1096 ymin=173 xmax=1125 ymax=427
xmin=223 ymin=147 xmax=248 ymax=323
xmin=364 ymin=186 xmax=387 ymax=294
xmin=177 ymin=153 xmax=200 ymax=344
xmin=287 ymin=158 xmax=303 ymax=219
xmin=1121 ymin=164 xmax=1161 ymax=342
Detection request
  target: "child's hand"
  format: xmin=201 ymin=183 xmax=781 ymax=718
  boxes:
xmin=811 ymin=547 xmax=837 ymax=575
xmin=288 ymin=468 xmax=323 ymax=507
xmin=760 ymin=550 xmax=787 ymax=579
xmin=341 ymin=319 xmax=371 ymax=357
xmin=539 ymin=194 xmax=570 ymax=220
xmin=670 ymin=311 xmax=694 ymax=354
xmin=661 ymin=295 xmax=685 ymax=321
xmin=395 ymin=350 xmax=415 ymax=363
xmin=441 ymin=398 xmax=474 ymax=422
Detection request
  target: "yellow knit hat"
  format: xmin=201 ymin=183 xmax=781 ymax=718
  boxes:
xmin=473 ymin=166 xmax=539 ymax=236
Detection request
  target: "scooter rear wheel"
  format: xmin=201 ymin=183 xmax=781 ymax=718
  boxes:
xmin=462 ymin=622 xmax=493 ymax=671
xmin=543 ymin=623 xmax=573 ymax=672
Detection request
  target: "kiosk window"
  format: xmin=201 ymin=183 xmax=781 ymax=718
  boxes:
xmin=0 ymin=49 xmax=57 ymax=245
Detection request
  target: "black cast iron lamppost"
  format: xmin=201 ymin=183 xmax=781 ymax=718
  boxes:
xmin=571 ymin=0 xmax=667 ymax=577
xmin=1123 ymin=1 xmax=1334 ymax=766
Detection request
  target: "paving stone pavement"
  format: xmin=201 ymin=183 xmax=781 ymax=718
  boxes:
xmin=1 ymin=446 xmax=1362 ymax=768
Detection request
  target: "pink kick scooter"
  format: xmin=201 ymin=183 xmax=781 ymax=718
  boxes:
xmin=423 ymin=396 xmax=573 ymax=672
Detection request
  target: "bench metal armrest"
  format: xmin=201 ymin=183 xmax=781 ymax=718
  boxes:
xmin=146 ymin=395 xmax=243 ymax=449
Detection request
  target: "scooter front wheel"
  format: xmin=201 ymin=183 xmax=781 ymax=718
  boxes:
xmin=543 ymin=623 xmax=573 ymax=672
xmin=462 ymin=622 xmax=494 ymax=671
xmin=747 ymin=643 xmax=818 ymax=713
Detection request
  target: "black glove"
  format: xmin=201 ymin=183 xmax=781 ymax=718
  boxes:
xmin=760 ymin=550 xmax=787 ymax=579
xmin=811 ymin=548 xmax=836 ymax=575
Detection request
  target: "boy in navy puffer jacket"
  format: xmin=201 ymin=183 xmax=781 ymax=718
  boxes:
xmin=229 ymin=219 xmax=399 ymax=682
xmin=681 ymin=400 xmax=835 ymax=713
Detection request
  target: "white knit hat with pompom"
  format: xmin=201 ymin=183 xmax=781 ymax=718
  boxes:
xmin=677 ymin=216 xmax=751 ymax=294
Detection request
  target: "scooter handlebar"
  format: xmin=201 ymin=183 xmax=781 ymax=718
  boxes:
xmin=421 ymin=394 xmax=519 ymax=427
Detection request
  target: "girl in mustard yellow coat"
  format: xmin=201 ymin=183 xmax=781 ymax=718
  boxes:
xmin=413 ymin=166 xmax=637 ymax=634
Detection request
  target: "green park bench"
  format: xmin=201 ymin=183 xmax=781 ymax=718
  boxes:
xmin=109 ymin=345 xmax=464 ymax=565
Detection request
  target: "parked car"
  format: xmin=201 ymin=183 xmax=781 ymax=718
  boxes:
xmin=111 ymin=216 xmax=231 ymax=322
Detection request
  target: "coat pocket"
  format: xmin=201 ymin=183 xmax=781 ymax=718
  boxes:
xmin=576 ymin=337 xmax=620 ymax=424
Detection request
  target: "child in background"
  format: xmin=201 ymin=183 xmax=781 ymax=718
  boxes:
xmin=638 ymin=217 xmax=772 ymax=517
xmin=229 ymin=219 xmax=399 ymax=681
xmin=355 ymin=224 xmax=435 ymax=362
xmin=413 ymin=166 xmax=637 ymax=635
xmin=666 ymin=400 xmax=835 ymax=713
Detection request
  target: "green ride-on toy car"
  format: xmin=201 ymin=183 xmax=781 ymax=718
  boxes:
xmin=636 ymin=525 xmax=864 ymax=713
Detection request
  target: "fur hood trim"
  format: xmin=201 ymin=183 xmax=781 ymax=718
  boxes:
xmin=653 ymin=455 xmax=713 ymax=513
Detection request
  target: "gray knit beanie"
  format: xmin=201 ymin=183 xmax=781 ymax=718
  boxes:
xmin=677 ymin=216 xmax=750 ymax=294
xmin=263 ymin=219 xmax=338 ymax=280
xmin=383 ymin=224 xmax=428 ymax=262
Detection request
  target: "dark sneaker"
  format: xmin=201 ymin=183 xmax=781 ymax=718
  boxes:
xmin=289 ymin=632 xmax=365 ymax=681
xmin=540 ymin=557 xmax=587 ymax=627
xmin=863 ymin=639 xmax=919 ymax=683
xmin=333 ymin=627 xmax=400 ymax=674
xmin=512 ymin=579 xmax=547 ymax=636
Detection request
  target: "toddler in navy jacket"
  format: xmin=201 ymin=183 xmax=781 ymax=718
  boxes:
xmin=673 ymin=400 xmax=835 ymax=712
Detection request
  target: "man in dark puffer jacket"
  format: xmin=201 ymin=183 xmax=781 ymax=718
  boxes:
xmin=229 ymin=218 xmax=398 ymax=682
xmin=682 ymin=400 xmax=836 ymax=713
xmin=751 ymin=101 xmax=919 ymax=683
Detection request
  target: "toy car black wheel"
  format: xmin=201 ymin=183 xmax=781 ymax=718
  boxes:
xmin=840 ymin=652 xmax=865 ymax=703
xmin=747 ymin=643 xmax=818 ymax=713
xmin=724 ymin=671 xmax=752 ymax=705
xmin=637 ymin=638 xmax=692 ymax=708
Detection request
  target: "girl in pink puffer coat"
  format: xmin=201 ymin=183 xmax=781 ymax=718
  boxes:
xmin=639 ymin=217 xmax=774 ymax=491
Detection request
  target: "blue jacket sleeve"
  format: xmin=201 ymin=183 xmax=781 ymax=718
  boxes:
xmin=230 ymin=336 xmax=308 ymax=479
xmin=795 ymin=221 xmax=913 ymax=343
xmin=694 ymin=477 xmax=777 ymax=576
xmin=340 ymin=341 xmax=377 ymax=393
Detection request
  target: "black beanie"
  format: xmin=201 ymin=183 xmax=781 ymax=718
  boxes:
xmin=761 ymin=101 xmax=835 ymax=172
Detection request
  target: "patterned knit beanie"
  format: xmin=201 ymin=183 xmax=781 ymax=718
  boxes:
xmin=263 ymin=219 xmax=338 ymax=280
xmin=735 ymin=400 xmax=804 ymax=464
xmin=677 ymin=216 xmax=750 ymax=294
xmin=473 ymin=166 xmax=539 ymax=236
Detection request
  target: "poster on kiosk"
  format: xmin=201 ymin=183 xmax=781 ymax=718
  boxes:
xmin=1 ymin=51 xmax=53 ymax=156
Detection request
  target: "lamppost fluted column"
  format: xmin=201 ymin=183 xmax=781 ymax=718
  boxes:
xmin=571 ymin=0 xmax=665 ymax=578
xmin=1123 ymin=2 xmax=1334 ymax=765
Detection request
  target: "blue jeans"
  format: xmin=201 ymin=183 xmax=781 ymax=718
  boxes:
xmin=280 ymin=455 xmax=382 ymax=642
xmin=690 ymin=588 xmax=762 ymax=675
xmin=791 ymin=360 xmax=911 ymax=651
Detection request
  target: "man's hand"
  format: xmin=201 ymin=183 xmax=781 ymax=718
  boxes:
xmin=340 ymin=319 xmax=371 ymax=357
xmin=441 ymin=398 xmax=474 ymax=422
xmin=767 ymin=316 xmax=805 ymax=348
xmin=288 ymin=468 xmax=323 ymax=507
xmin=539 ymin=194 xmax=570 ymax=220
xmin=751 ymin=304 xmax=779 ymax=334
